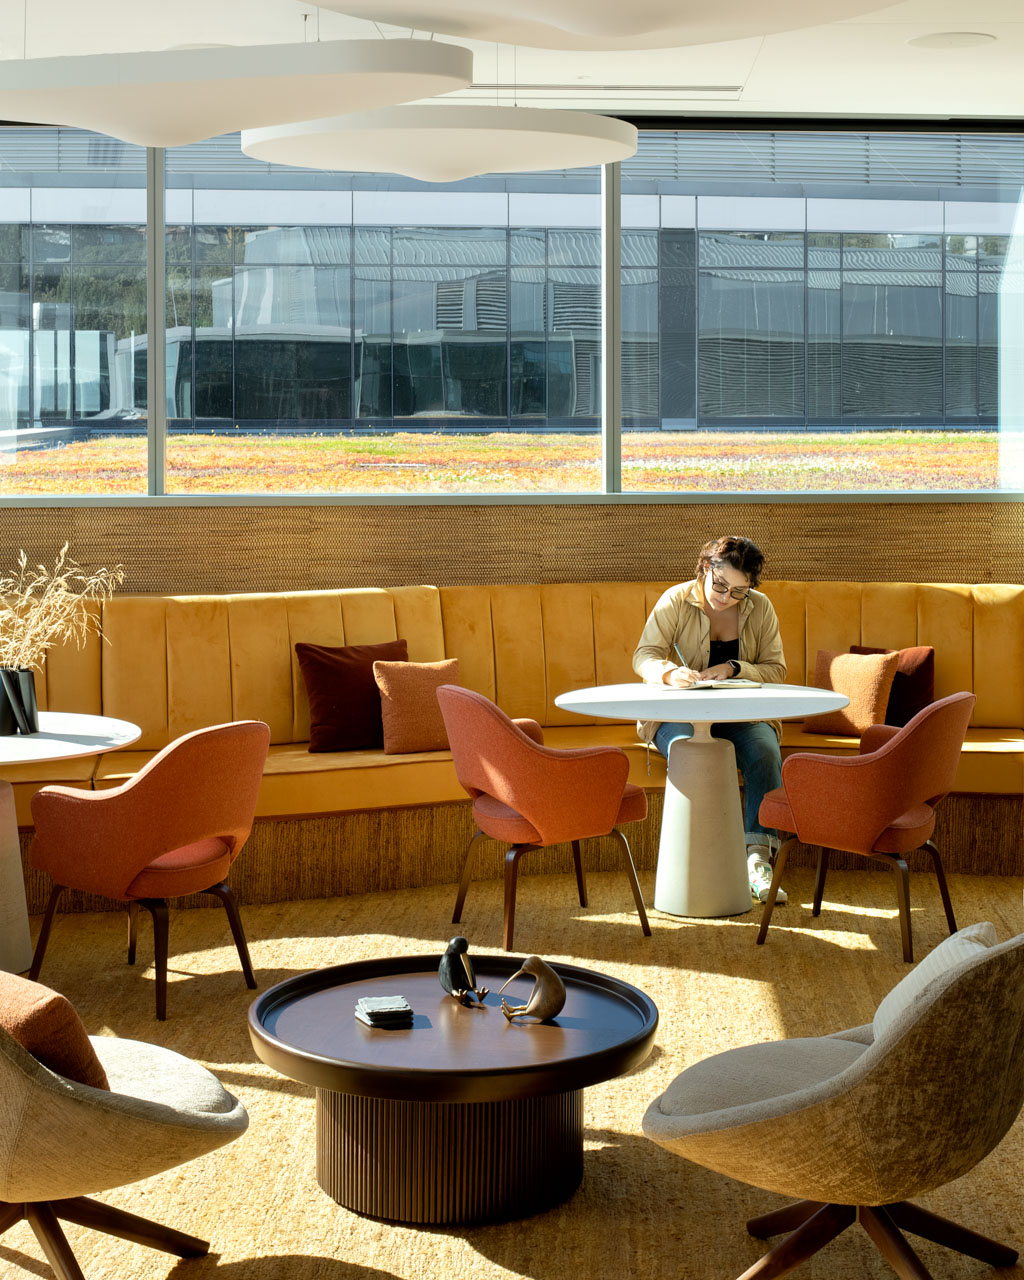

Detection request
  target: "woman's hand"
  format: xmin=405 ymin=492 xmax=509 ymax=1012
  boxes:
xmin=664 ymin=666 xmax=700 ymax=688
xmin=697 ymin=663 xmax=738 ymax=681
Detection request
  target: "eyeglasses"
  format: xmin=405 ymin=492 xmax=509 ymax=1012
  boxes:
xmin=708 ymin=569 xmax=750 ymax=600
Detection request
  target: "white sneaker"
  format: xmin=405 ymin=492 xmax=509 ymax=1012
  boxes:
xmin=748 ymin=851 xmax=787 ymax=905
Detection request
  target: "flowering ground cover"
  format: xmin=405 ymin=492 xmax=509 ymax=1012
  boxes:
xmin=0 ymin=429 xmax=1001 ymax=494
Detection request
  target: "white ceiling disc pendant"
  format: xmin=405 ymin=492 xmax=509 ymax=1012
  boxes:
xmin=242 ymin=105 xmax=638 ymax=183
xmin=0 ymin=40 xmax=474 ymax=148
xmin=306 ymin=0 xmax=903 ymax=49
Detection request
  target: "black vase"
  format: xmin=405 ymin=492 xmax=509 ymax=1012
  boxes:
xmin=0 ymin=667 xmax=39 ymax=735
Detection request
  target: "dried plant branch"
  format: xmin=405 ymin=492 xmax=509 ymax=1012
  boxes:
xmin=0 ymin=543 xmax=124 ymax=671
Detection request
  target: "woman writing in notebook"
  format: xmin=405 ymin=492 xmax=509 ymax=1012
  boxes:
xmin=632 ymin=535 xmax=787 ymax=904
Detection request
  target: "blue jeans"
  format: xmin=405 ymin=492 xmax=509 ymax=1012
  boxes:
xmin=653 ymin=719 xmax=782 ymax=840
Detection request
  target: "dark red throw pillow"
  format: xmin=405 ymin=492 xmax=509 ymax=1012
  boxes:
xmin=296 ymin=639 xmax=408 ymax=752
xmin=850 ymin=645 xmax=935 ymax=727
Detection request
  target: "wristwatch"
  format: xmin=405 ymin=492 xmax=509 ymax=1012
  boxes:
xmin=729 ymin=659 xmax=741 ymax=676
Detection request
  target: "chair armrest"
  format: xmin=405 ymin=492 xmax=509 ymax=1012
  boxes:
xmin=30 ymin=784 xmax=149 ymax=898
xmin=512 ymin=718 xmax=544 ymax=745
xmin=860 ymin=723 xmax=900 ymax=754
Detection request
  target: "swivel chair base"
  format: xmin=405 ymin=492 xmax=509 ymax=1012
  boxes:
xmin=741 ymin=1197 xmax=1018 ymax=1279
xmin=0 ymin=1195 xmax=208 ymax=1280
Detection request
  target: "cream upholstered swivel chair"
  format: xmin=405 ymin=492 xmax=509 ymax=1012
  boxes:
xmin=0 ymin=974 xmax=248 ymax=1280
xmin=643 ymin=924 xmax=1024 ymax=1279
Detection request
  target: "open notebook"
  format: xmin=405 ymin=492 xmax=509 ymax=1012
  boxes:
xmin=686 ymin=678 xmax=762 ymax=689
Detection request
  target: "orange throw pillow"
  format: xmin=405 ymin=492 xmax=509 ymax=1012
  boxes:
xmin=373 ymin=659 xmax=460 ymax=754
xmin=804 ymin=648 xmax=900 ymax=737
xmin=0 ymin=972 xmax=109 ymax=1090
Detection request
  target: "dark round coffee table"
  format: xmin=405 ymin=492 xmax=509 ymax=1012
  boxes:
xmin=249 ymin=955 xmax=658 ymax=1224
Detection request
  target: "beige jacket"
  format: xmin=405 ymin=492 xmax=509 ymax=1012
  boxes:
xmin=632 ymin=579 xmax=787 ymax=744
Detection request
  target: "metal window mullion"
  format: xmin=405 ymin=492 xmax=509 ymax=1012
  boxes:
xmin=602 ymin=161 xmax=622 ymax=493
xmin=145 ymin=147 xmax=166 ymax=495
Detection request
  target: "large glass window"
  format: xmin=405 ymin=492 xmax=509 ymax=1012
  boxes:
xmin=0 ymin=127 xmax=1021 ymax=496
xmin=620 ymin=131 xmax=1021 ymax=492
xmin=0 ymin=132 xmax=147 ymax=494
xmin=160 ymin=149 xmax=602 ymax=494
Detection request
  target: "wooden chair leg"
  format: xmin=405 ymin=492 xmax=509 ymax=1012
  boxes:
xmin=137 ymin=898 xmax=170 ymax=1020
xmin=29 ymin=884 xmax=64 ymax=982
xmin=888 ymin=857 xmax=913 ymax=963
xmin=887 ymin=1200 xmax=1019 ymax=1267
xmin=203 ymin=882 xmax=256 ymax=989
xmin=571 ymin=839 xmax=588 ymax=907
xmin=127 ymin=901 xmax=139 ymax=965
xmin=859 ymin=1205 xmax=932 ymax=1280
xmin=452 ymin=831 xmax=486 ymax=924
xmin=748 ymin=1200 xmax=826 ymax=1239
xmin=502 ymin=845 xmax=530 ymax=952
xmin=608 ymin=827 xmax=650 ymax=936
xmin=756 ymin=838 xmax=794 ymax=946
xmin=921 ymin=840 xmax=958 ymax=936
xmin=0 ymin=1200 xmax=24 ymax=1233
xmin=812 ymin=848 xmax=830 ymax=917
xmin=53 ymin=1196 xmax=209 ymax=1258
xmin=25 ymin=1202 xmax=87 ymax=1280
xmin=737 ymin=1203 xmax=855 ymax=1280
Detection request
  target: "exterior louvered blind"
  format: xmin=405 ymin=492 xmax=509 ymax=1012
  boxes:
xmin=624 ymin=131 xmax=1024 ymax=189
xmin=1 ymin=126 xmax=1019 ymax=192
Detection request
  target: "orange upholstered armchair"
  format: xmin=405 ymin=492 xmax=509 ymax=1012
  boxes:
xmin=29 ymin=721 xmax=271 ymax=1019
xmin=756 ymin=692 xmax=975 ymax=962
xmin=436 ymin=685 xmax=650 ymax=951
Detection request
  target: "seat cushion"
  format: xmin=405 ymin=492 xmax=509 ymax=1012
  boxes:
xmin=758 ymin=785 xmax=794 ymax=834
xmin=125 ymin=837 xmax=232 ymax=899
xmin=759 ymin=788 xmax=935 ymax=856
xmin=618 ymin=782 xmax=648 ymax=825
xmin=871 ymin=804 xmax=936 ymax=854
xmin=94 ymin=1035 xmax=243 ymax=1116
xmin=473 ymin=794 xmax=541 ymax=845
xmin=0 ymin=973 xmax=109 ymax=1090
xmin=473 ymin=781 xmax=647 ymax=848
xmin=648 ymin=1035 xmax=867 ymax=1125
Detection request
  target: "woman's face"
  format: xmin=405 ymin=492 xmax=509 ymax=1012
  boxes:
xmin=702 ymin=560 xmax=751 ymax=612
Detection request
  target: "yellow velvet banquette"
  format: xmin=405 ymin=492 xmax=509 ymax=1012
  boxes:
xmin=5 ymin=580 xmax=1022 ymax=832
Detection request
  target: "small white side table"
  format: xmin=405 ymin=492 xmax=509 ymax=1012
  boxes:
xmin=554 ymin=684 xmax=848 ymax=919
xmin=0 ymin=711 xmax=141 ymax=974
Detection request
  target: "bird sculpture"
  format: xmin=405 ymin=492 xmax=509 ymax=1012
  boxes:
xmin=496 ymin=955 xmax=566 ymax=1023
xmin=438 ymin=936 xmax=489 ymax=1006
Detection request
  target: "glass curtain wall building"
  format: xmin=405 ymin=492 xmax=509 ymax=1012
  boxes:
xmin=0 ymin=127 xmax=1021 ymax=495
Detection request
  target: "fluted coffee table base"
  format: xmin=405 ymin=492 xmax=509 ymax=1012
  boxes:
xmin=250 ymin=957 xmax=657 ymax=1226
xmin=316 ymin=1087 xmax=583 ymax=1223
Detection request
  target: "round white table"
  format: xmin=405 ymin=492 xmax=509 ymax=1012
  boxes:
xmin=553 ymin=684 xmax=849 ymax=919
xmin=0 ymin=711 xmax=141 ymax=974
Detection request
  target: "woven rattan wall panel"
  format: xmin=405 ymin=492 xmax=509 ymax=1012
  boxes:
xmin=0 ymin=501 xmax=1020 ymax=592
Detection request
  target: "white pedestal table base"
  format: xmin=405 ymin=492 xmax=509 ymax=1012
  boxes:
xmin=0 ymin=780 xmax=33 ymax=972
xmin=654 ymin=724 xmax=753 ymax=918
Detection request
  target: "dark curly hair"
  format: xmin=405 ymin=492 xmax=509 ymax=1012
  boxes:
xmin=696 ymin=535 xmax=765 ymax=589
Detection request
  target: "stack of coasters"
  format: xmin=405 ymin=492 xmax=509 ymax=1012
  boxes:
xmin=355 ymin=995 xmax=413 ymax=1029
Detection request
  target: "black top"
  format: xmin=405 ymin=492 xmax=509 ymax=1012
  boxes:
xmin=709 ymin=638 xmax=740 ymax=669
